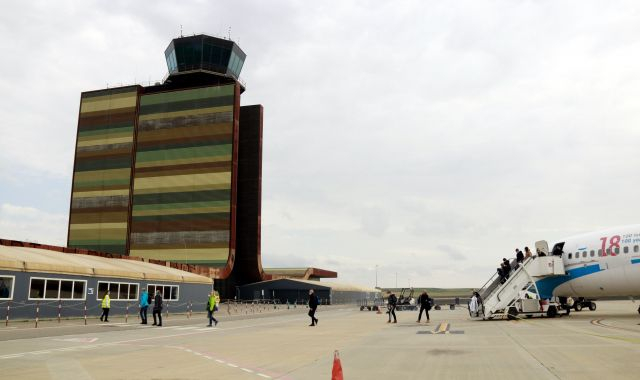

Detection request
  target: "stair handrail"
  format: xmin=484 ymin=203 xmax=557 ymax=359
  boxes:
xmin=481 ymin=256 xmax=533 ymax=306
xmin=486 ymin=256 xmax=538 ymax=312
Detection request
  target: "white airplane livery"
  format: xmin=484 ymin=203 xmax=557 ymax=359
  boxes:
xmin=536 ymin=224 xmax=640 ymax=300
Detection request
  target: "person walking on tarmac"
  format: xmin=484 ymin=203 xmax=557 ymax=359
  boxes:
xmin=100 ymin=290 xmax=111 ymax=322
xmin=387 ymin=291 xmax=397 ymax=323
xmin=152 ymin=289 xmax=163 ymax=327
xmin=416 ymin=291 xmax=431 ymax=323
xmin=139 ymin=288 xmax=149 ymax=325
xmin=207 ymin=291 xmax=218 ymax=327
xmin=308 ymin=289 xmax=319 ymax=326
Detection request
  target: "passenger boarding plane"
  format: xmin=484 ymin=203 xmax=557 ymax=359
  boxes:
xmin=536 ymin=224 xmax=640 ymax=312
xmin=475 ymin=224 xmax=640 ymax=319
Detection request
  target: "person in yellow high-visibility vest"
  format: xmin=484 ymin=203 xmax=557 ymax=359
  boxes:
xmin=100 ymin=290 xmax=111 ymax=322
xmin=206 ymin=291 xmax=218 ymax=327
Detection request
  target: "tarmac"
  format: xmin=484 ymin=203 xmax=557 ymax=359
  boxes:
xmin=1 ymin=300 xmax=640 ymax=379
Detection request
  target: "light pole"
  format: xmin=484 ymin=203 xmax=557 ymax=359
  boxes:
xmin=375 ymin=265 xmax=378 ymax=288
xmin=395 ymin=272 xmax=398 ymax=289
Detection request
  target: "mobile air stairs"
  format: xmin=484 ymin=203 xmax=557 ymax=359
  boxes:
xmin=471 ymin=241 xmax=568 ymax=320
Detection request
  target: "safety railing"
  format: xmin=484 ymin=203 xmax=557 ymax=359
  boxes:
xmin=0 ymin=298 xmax=306 ymax=328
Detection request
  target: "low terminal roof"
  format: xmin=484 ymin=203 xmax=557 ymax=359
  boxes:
xmin=263 ymin=267 xmax=338 ymax=279
xmin=0 ymin=245 xmax=213 ymax=285
xmin=245 ymin=278 xmax=379 ymax=293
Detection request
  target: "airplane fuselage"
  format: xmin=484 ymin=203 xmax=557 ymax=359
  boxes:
xmin=535 ymin=225 xmax=640 ymax=299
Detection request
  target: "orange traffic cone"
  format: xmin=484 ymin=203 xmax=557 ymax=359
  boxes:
xmin=332 ymin=350 xmax=344 ymax=380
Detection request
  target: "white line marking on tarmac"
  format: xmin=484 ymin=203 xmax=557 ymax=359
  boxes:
xmin=0 ymin=314 xmax=311 ymax=362
xmin=215 ymin=359 xmax=225 ymax=364
xmin=241 ymin=368 xmax=254 ymax=373
xmin=257 ymin=374 xmax=272 ymax=379
xmin=227 ymin=363 xmax=239 ymax=368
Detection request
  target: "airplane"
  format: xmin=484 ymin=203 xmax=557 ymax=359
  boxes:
xmin=474 ymin=224 xmax=640 ymax=319
xmin=535 ymin=224 xmax=640 ymax=314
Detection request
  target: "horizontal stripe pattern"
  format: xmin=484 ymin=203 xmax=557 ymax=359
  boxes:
xmin=130 ymin=85 xmax=236 ymax=266
xmin=68 ymin=86 xmax=139 ymax=255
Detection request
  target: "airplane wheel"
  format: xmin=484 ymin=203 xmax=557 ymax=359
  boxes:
xmin=589 ymin=302 xmax=596 ymax=311
xmin=360 ymin=306 xmax=365 ymax=311
xmin=574 ymin=303 xmax=583 ymax=312
xmin=547 ymin=305 xmax=558 ymax=318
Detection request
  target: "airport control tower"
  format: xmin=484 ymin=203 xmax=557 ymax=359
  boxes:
xmin=68 ymin=35 xmax=265 ymax=292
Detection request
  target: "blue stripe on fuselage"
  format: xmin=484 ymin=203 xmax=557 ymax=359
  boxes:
xmin=535 ymin=264 xmax=601 ymax=299
xmin=631 ymin=258 xmax=640 ymax=265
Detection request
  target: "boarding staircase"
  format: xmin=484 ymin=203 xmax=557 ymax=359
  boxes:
xmin=474 ymin=254 xmax=566 ymax=319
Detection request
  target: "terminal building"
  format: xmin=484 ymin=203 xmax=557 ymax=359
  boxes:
xmin=66 ymin=34 xmax=336 ymax=298
xmin=0 ymin=239 xmax=213 ymax=319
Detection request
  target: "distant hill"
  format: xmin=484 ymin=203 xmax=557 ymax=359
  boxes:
xmin=379 ymin=288 xmax=474 ymax=298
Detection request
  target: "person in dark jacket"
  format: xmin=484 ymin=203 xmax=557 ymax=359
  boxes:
xmin=416 ymin=291 xmax=431 ymax=323
xmin=139 ymin=288 xmax=149 ymax=325
xmin=387 ymin=291 xmax=397 ymax=323
xmin=501 ymin=258 xmax=511 ymax=279
xmin=516 ymin=249 xmax=524 ymax=264
xmin=152 ymin=289 xmax=163 ymax=327
xmin=308 ymin=289 xmax=319 ymax=326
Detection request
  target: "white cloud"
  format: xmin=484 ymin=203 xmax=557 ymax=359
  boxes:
xmin=0 ymin=204 xmax=67 ymax=245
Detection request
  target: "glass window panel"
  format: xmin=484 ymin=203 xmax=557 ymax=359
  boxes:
xmin=590 ymin=250 xmax=595 ymax=257
xmin=119 ymin=283 xmax=128 ymax=300
xmin=583 ymin=252 xmax=587 ymax=258
xmin=568 ymin=253 xmax=572 ymax=259
xmin=60 ymin=281 xmax=73 ymax=299
xmin=129 ymin=284 xmax=138 ymax=300
xmin=0 ymin=277 xmax=13 ymax=299
xmin=30 ymin=278 xmax=45 ymax=299
xmin=624 ymin=246 xmax=629 ymax=254
xmin=73 ymin=281 xmax=85 ymax=299
xmin=598 ymin=249 xmax=602 ymax=256
xmin=148 ymin=285 xmax=156 ymax=297
xmin=98 ymin=282 xmax=109 ymax=299
xmin=606 ymin=248 xmax=611 ymax=255
xmin=109 ymin=283 xmax=119 ymax=299
xmin=635 ymin=245 xmax=639 ymax=253
xmin=614 ymin=247 xmax=620 ymax=254
xmin=236 ymin=58 xmax=244 ymax=74
xmin=45 ymin=279 xmax=60 ymax=299
xmin=164 ymin=286 xmax=170 ymax=299
xmin=222 ymin=48 xmax=231 ymax=66
xmin=211 ymin=47 xmax=221 ymax=66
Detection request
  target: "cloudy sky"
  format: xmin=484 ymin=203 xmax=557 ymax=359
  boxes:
xmin=2 ymin=1 xmax=640 ymax=288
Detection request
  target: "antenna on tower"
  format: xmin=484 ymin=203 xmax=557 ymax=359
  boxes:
xmin=228 ymin=26 xmax=231 ymax=40
xmin=180 ymin=24 xmax=183 ymax=37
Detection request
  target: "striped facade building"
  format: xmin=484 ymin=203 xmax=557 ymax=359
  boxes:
xmin=68 ymin=35 xmax=263 ymax=288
